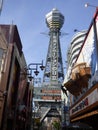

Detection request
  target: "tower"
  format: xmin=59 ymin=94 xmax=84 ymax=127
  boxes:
xmin=34 ymin=8 xmax=65 ymax=123
xmin=41 ymin=8 xmax=64 ymax=102
xmin=41 ymin=8 xmax=64 ymax=103
xmin=43 ymin=8 xmax=64 ymax=87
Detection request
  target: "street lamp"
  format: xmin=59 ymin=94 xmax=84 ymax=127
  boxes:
xmin=20 ymin=60 xmax=45 ymax=129
xmin=85 ymin=3 xmax=98 ymax=9
xmin=74 ymin=29 xmax=83 ymax=32
xmin=26 ymin=61 xmax=45 ymax=130
xmin=21 ymin=60 xmax=45 ymax=81
xmin=74 ymin=29 xmax=87 ymax=33
xmin=74 ymin=29 xmax=81 ymax=32
xmin=27 ymin=60 xmax=45 ymax=78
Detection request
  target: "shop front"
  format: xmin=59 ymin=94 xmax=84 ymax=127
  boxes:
xmin=70 ymin=83 xmax=98 ymax=130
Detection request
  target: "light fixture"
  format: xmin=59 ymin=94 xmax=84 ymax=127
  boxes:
xmin=74 ymin=29 xmax=79 ymax=32
xmin=34 ymin=70 xmax=39 ymax=76
xmin=21 ymin=61 xmax=45 ymax=82
xmin=28 ymin=60 xmax=45 ymax=76
xmin=27 ymin=60 xmax=45 ymax=79
xmin=28 ymin=75 xmax=34 ymax=81
xmin=74 ymin=29 xmax=86 ymax=33
xmin=85 ymin=3 xmax=97 ymax=8
xmin=39 ymin=60 xmax=45 ymax=70
xmin=20 ymin=61 xmax=45 ymax=81
xmin=74 ymin=29 xmax=87 ymax=35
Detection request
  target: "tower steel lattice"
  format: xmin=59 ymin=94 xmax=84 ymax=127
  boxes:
xmin=43 ymin=8 xmax=64 ymax=85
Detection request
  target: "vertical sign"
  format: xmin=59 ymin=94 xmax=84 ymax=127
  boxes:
xmin=51 ymin=35 xmax=58 ymax=81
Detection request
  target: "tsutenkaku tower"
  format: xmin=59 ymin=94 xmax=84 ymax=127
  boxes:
xmin=43 ymin=8 xmax=64 ymax=85
xmin=35 ymin=8 xmax=65 ymax=120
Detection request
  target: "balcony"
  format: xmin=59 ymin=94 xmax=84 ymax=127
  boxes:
xmin=71 ymin=62 xmax=91 ymax=80
xmin=64 ymin=62 xmax=91 ymax=96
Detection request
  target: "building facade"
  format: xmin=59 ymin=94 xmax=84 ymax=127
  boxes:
xmin=62 ymin=30 xmax=87 ymax=129
xmin=63 ymin=8 xmax=98 ymax=130
xmin=67 ymin=30 xmax=87 ymax=68
xmin=0 ymin=25 xmax=31 ymax=130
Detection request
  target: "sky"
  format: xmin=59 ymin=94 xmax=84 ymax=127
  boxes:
xmin=0 ymin=0 xmax=98 ymax=78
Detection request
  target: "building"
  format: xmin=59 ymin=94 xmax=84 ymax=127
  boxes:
xmin=0 ymin=25 xmax=30 ymax=130
xmin=67 ymin=30 xmax=87 ymax=68
xmin=61 ymin=28 xmax=87 ymax=128
xmin=0 ymin=26 xmax=8 ymax=128
xmin=63 ymin=8 xmax=98 ymax=130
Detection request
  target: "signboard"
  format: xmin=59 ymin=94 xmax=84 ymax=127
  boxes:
xmin=70 ymin=88 xmax=98 ymax=116
xmin=51 ymin=35 xmax=58 ymax=81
